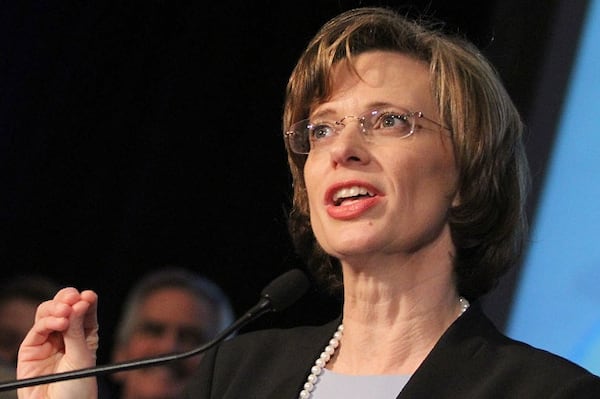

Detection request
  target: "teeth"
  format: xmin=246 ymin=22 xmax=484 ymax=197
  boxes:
xmin=332 ymin=186 xmax=373 ymax=203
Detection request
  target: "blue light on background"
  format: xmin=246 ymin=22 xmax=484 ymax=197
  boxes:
xmin=507 ymin=0 xmax=600 ymax=375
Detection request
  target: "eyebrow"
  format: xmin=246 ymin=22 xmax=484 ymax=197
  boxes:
xmin=310 ymin=101 xmax=409 ymax=119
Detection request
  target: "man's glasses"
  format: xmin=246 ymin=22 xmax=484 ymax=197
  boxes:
xmin=285 ymin=109 xmax=447 ymax=154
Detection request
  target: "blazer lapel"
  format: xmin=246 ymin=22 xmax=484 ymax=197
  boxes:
xmin=397 ymin=303 xmax=493 ymax=398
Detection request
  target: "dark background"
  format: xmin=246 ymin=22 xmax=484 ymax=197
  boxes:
xmin=0 ymin=0 xmax=588 ymax=364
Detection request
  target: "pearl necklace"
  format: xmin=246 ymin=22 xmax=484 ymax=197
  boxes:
xmin=298 ymin=297 xmax=470 ymax=399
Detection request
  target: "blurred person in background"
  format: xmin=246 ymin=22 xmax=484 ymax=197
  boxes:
xmin=101 ymin=266 xmax=235 ymax=399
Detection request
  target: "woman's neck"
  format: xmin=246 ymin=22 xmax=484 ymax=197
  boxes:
xmin=331 ymin=261 xmax=461 ymax=374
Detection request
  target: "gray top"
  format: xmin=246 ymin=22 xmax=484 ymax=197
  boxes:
xmin=312 ymin=369 xmax=411 ymax=398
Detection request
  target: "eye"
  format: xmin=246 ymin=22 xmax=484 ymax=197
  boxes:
xmin=136 ymin=321 xmax=166 ymax=338
xmin=308 ymin=123 xmax=335 ymax=141
xmin=372 ymin=111 xmax=411 ymax=131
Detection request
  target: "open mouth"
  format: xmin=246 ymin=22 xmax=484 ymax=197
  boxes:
xmin=332 ymin=185 xmax=375 ymax=206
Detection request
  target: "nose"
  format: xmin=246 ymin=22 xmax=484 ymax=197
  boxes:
xmin=329 ymin=119 xmax=371 ymax=165
xmin=336 ymin=115 xmax=367 ymax=134
xmin=334 ymin=116 xmax=370 ymax=143
xmin=154 ymin=329 xmax=182 ymax=352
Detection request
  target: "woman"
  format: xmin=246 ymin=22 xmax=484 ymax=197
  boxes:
xmin=16 ymin=6 xmax=600 ymax=399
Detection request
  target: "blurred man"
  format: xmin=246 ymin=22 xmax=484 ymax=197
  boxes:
xmin=106 ymin=267 xmax=234 ymax=399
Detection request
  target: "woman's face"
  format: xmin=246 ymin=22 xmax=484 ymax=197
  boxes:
xmin=304 ymin=51 xmax=458 ymax=261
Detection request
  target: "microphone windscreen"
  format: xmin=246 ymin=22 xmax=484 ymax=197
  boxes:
xmin=260 ymin=269 xmax=310 ymax=312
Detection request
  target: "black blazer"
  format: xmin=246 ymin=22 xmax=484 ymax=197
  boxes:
xmin=185 ymin=303 xmax=600 ymax=398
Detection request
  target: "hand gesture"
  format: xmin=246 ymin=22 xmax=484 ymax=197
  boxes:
xmin=17 ymin=287 xmax=99 ymax=399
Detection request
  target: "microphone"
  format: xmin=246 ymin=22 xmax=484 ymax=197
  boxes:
xmin=0 ymin=268 xmax=310 ymax=391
